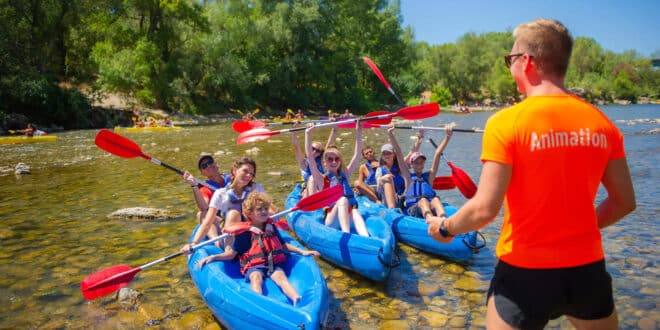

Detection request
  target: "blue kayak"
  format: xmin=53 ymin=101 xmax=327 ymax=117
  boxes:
xmin=357 ymin=196 xmax=483 ymax=262
xmin=186 ymin=224 xmax=329 ymax=329
xmin=285 ymin=184 xmax=398 ymax=281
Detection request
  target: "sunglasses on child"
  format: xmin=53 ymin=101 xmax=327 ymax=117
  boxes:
xmin=199 ymin=160 xmax=214 ymax=170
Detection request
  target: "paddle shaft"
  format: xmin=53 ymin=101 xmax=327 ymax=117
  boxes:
xmin=372 ymin=125 xmax=483 ymax=133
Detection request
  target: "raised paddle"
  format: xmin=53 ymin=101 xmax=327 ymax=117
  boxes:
xmin=231 ymin=119 xmax=332 ymax=133
xmin=429 ymin=138 xmax=478 ymax=199
xmin=365 ymin=124 xmax=484 ymax=133
xmin=362 ymin=56 xmax=405 ymax=105
xmin=80 ymin=185 xmax=344 ymax=300
xmin=432 ymin=176 xmax=457 ymax=190
xmin=236 ymin=103 xmax=440 ymax=145
xmin=94 ymin=129 xmax=214 ymax=189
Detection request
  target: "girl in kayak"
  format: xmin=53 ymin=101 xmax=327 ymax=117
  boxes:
xmin=353 ymin=145 xmax=380 ymax=203
xmin=375 ymin=127 xmax=411 ymax=209
xmin=292 ymin=124 xmax=337 ymax=196
xmin=197 ymin=192 xmax=319 ymax=305
xmin=182 ymin=157 xmax=266 ymax=253
xmin=305 ymin=122 xmax=369 ymax=236
xmin=402 ymin=125 xmax=454 ymax=220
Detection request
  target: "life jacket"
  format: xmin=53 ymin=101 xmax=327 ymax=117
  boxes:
xmin=225 ymin=220 xmax=287 ymax=275
xmin=323 ymin=171 xmax=357 ymax=206
xmin=379 ymin=163 xmax=405 ymax=195
xmin=223 ymin=185 xmax=256 ymax=221
xmin=364 ymin=160 xmax=377 ymax=186
xmin=404 ymin=171 xmax=436 ymax=206
xmin=302 ymin=157 xmax=325 ymax=181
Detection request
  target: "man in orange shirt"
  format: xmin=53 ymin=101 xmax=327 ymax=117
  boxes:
xmin=427 ymin=19 xmax=636 ymax=329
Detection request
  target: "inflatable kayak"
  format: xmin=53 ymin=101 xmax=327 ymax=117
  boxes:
xmin=113 ymin=126 xmax=182 ymax=133
xmin=187 ymin=224 xmax=329 ymax=329
xmin=285 ymin=184 xmax=398 ymax=281
xmin=357 ymin=196 xmax=484 ymax=262
xmin=0 ymin=135 xmax=57 ymax=145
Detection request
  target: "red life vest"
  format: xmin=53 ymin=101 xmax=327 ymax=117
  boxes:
xmin=225 ymin=219 xmax=287 ymax=275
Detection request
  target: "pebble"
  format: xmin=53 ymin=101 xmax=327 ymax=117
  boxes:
xmin=638 ymin=317 xmax=657 ymax=330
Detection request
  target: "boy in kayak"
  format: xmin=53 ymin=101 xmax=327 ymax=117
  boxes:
xmin=197 ymin=192 xmax=320 ymax=305
xmin=402 ymin=125 xmax=454 ymax=220
xmin=353 ymin=145 xmax=380 ymax=203
xmin=427 ymin=18 xmax=635 ymax=329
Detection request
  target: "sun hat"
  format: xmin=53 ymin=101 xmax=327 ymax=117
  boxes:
xmin=408 ymin=151 xmax=427 ymax=164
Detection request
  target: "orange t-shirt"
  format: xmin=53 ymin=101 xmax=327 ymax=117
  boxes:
xmin=482 ymin=95 xmax=625 ymax=268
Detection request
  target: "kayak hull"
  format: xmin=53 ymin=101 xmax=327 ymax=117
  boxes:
xmin=357 ymin=196 xmax=479 ymax=262
xmin=285 ymin=184 xmax=397 ymax=281
xmin=0 ymin=135 xmax=57 ymax=144
xmin=187 ymin=225 xmax=329 ymax=330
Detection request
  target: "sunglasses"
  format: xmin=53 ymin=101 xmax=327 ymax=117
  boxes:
xmin=504 ymin=53 xmax=524 ymax=68
xmin=199 ymin=160 xmax=214 ymax=170
xmin=312 ymin=147 xmax=323 ymax=153
xmin=325 ymin=156 xmax=341 ymax=163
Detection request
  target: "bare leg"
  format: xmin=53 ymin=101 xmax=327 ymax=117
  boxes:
xmin=270 ymin=270 xmax=301 ymax=304
xmin=325 ymin=203 xmax=339 ymax=227
xmin=378 ymin=175 xmax=398 ymax=209
xmin=430 ymin=197 xmax=447 ymax=217
xmin=249 ymin=271 xmax=264 ymax=295
xmin=416 ymin=198 xmax=433 ymax=219
xmin=351 ymin=209 xmax=369 ymax=237
xmin=335 ymin=197 xmax=352 ymax=233
xmin=224 ymin=209 xmax=242 ymax=228
xmin=353 ymin=179 xmax=379 ymax=202
xmin=567 ymin=311 xmax=618 ymax=330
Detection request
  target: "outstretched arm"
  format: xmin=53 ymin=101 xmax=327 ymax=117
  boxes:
xmin=305 ymin=126 xmax=324 ymax=193
xmin=345 ymin=121 xmax=362 ymax=175
xmin=325 ymin=126 xmax=338 ymax=150
xmin=291 ymin=130 xmax=306 ymax=172
xmin=405 ymin=130 xmax=424 ymax=164
xmin=428 ymin=124 xmax=454 ymax=183
xmin=388 ymin=126 xmax=411 ymax=193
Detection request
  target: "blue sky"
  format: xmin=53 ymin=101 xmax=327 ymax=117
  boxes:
xmin=400 ymin=0 xmax=659 ymax=57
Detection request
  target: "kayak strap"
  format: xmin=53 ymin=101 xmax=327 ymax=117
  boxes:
xmin=462 ymin=231 xmax=487 ymax=253
xmin=377 ymin=247 xmax=400 ymax=268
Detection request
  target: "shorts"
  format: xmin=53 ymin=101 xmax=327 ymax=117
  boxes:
xmin=245 ymin=265 xmax=284 ymax=282
xmin=487 ymin=259 xmax=614 ymax=330
xmin=405 ymin=204 xmax=423 ymax=217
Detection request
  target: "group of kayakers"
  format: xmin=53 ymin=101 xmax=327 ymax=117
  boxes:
xmin=171 ymin=18 xmax=635 ymax=329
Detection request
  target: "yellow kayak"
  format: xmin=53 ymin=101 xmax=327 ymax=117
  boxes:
xmin=0 ymin=135 xmax=57 ymax=145
xmin=113 ymin=126 xmax=182 ymax=133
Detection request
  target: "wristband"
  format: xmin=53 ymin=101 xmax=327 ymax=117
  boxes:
xmin=438 ymin=218 xmax=454 ymax=238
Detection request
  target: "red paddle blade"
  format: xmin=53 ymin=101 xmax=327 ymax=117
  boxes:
xmin=95 ymin=129 xmax=149 ymax=159
xmin=337 ymin=111 xmax=393 ymax=129
xmin=81 ymin=264 xmax=142 ymax=300
xmin=394 ymin=103 xmax=440 ymax=120
xmin=274 ymin=218 xmax=291 ymax=231
xmin=296 ymin=185 xmax=343 ymax=211
xmin=447 ymin=161 xmax=477 ymax=198
xmin=236 ymin=128 xmax=280 ymax=145
xmin=362 ymin=56 xmax=391 ymax=89
xmin=432 ymin=176 xmax=456 ymax=190
xmin=232 ymin=120 xmax=267 ymax=133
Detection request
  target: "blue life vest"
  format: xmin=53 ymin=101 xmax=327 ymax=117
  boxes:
xmin=323 ymin=171 xmax=357 ymax=206
xmin=379 ymin=163 xmax=405 ymax=195
xmin=204 ymin=173 xmax=230 ymax=190
xmin=405 ymin=172 xmax=436 ymax=206
xmin=364 ymin=160 xmax=377 ymax=186
xmin=302 ymin=157 xmax=325 ymax=181
xmin=223 ymin=185 xmax=256 ymax=221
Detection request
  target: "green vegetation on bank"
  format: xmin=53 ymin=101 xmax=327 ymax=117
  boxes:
xmin=1 ymin=0 xmax=658 ymax=130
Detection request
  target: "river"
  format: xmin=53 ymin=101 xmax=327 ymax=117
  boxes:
xmin=0 ymin=104 xmax=657 ymax=329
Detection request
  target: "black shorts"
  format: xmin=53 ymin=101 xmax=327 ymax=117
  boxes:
xmin=487 ymin=259 xmax=614 ymax=330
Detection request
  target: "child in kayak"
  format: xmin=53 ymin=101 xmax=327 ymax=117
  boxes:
xmin=305 ymin=121 xmax=369 ymax=236
xmin=375 ymin=127 xmax=411 ymax=209
xmin=292 ymin=124 xmax=337 ymax=196
xmin=197 ymin=192 xmax=320 ymax=305
xmin=402 ymin=125 xmax=454 ymax=220
xmin=353 ymin=145 xmax=380 ymax=203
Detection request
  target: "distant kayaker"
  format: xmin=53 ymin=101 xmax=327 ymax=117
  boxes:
xmin=305 ymin=121 xmax=369 ymax=236
xmin=291 ymin=124 xmax=337 ymax=197
xmin=283 ymin=109 xmax=294 ymax=121
xmin=197 ymin=192 xmax=320 ymax=306
xmin=401 ymin=125 xmax=454 ymax=220
xmin=182 ymin=157 xmax=266 ymax=253
xmin=294 ymin=109 xmax=304 ymax=121
xmin=16 ymin=123 xmax=35 ymax=137
xmin=375 ymin=127 xmax=411 ymax=209
xmin=353 ymin=145 xmax=379 ymax=203
xmin=182 ymin=154 xmax=231 ymax=228
xmin=427 ymin=18 xmax=636 ymax=330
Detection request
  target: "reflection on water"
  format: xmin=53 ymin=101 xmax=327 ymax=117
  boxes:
xmin=0 ymin=105 xmax=657 ymax=329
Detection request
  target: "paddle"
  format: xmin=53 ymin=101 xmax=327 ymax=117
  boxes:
xmin=432 ymin=176 xmax=456 ymax=190
xmin=94 ymin=129 xmax=214 ymax=189
xmin=362 ymin=56 xmax=405 ymax=105
xmin=236 ymin=103 xmax=440 ymax=145
xmin=231 ymin=119 xmax=332 ymax=133
xmin=429 ymin=138 xmax=478 ymax=199
xmin=80 ymin=185 xmax=343 ymax=300
xmin=365 ymin=124 xmax=484 ymax=133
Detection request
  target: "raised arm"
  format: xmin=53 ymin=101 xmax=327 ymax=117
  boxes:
xmin=405 ymin=130 xmax=424 ymax=164
xmin=305 ymin=126 xmax=324 ymax=193
xmin=388 ymin=126 xmax=411 ymax=193
xmin=345 ymin=121 xmax=363 ymax=175
xmin=428 ymin=124 xmax=454 ymax=183
xmin=325 ymin=126 xmax=338 ymax=150
xmin=291 ymin=129 xmax=307 ymax=172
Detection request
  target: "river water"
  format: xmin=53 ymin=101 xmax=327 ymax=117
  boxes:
xmin=0 ymin=105 xmax=657 ymax=329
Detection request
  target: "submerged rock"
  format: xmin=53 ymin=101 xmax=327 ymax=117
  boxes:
xmin=108 ymin=207 xmax=181 ymax=220
xmin=14 ymin=163 xmax=31 ymax=175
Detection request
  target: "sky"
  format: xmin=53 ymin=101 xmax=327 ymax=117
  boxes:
xmin=400 ymin=0 xmax=660 ymax=57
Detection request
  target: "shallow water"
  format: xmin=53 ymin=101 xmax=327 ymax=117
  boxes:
xmin=0 ymin=105 xmax=657 ymax=329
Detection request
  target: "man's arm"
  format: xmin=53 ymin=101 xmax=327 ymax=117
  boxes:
xmin=597 ymin=157 xmax=636 ymax=228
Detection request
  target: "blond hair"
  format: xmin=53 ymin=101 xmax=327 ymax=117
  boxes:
xmin=242 ymin=192 xmax=272 ymax=215
xmin=513 ymin=18 xmax=573 ymax=77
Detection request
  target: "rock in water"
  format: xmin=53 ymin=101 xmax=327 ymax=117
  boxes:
xmin=108 ymin=207 xmax=180 ymax=220
xmin=14 ymin=163 xmax=31 ymax=175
